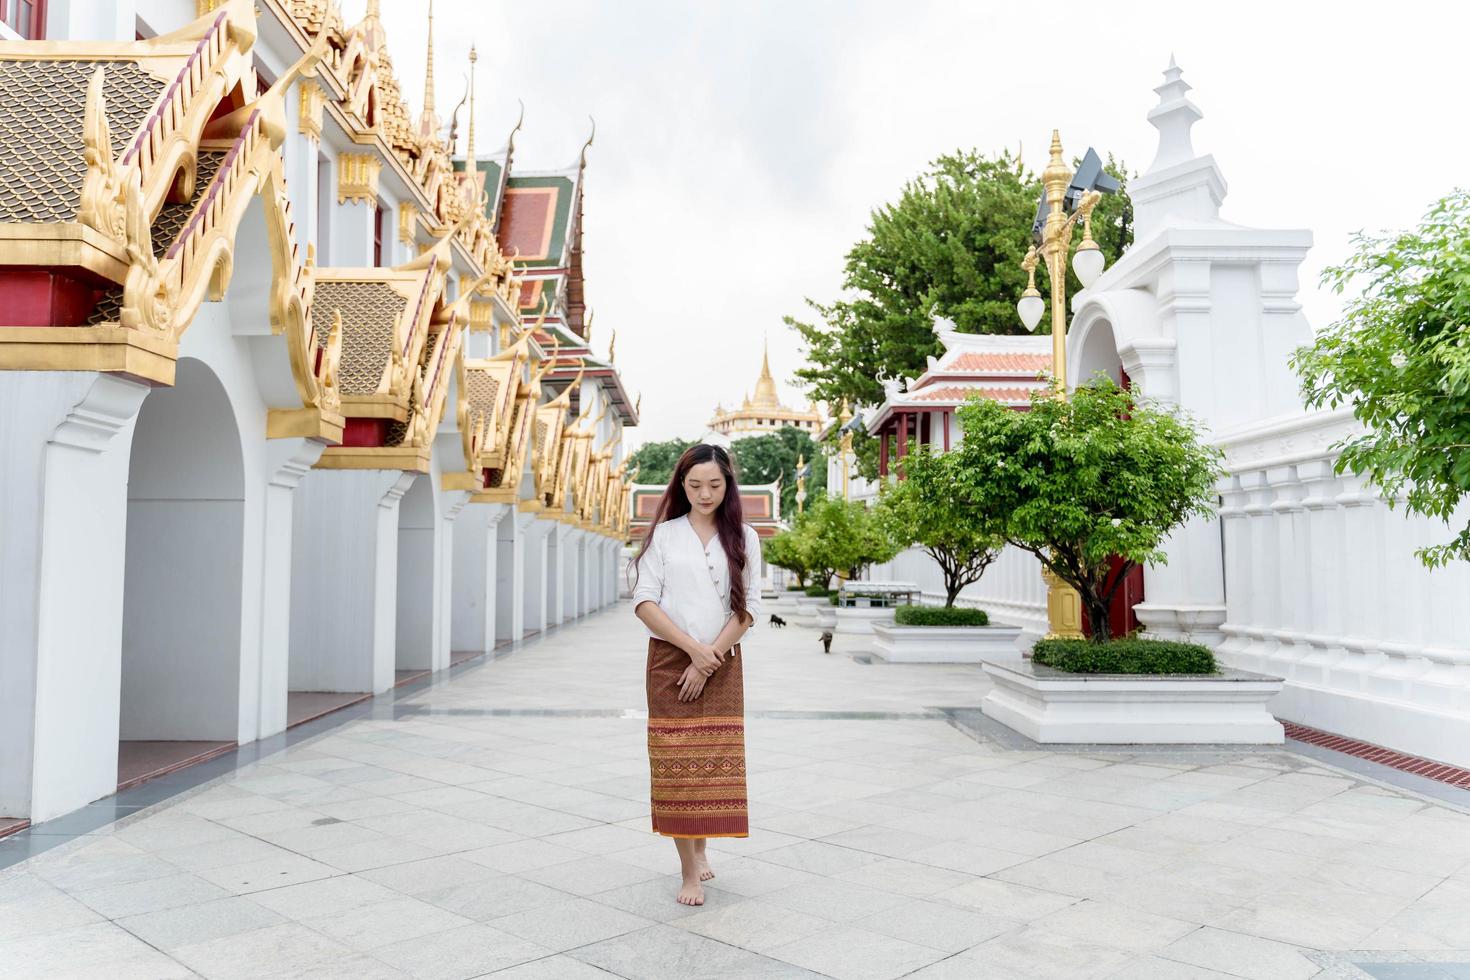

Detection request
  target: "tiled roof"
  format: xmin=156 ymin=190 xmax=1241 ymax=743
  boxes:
xmin=149 ymin=150 xmax=226 ymax=257
xmin=311 ymin=281 xmax=407 ymax=395
xmin=0 ymin=59 xmax=165 ymax=223
xmin=907 ymin=384 xmax=1037 ymax=404
xmin=500 ymin=181 xmax=566 ymax=264
xmin=945 ymin=352 xmax=1052 ymax=374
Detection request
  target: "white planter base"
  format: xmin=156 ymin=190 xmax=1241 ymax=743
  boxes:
xmin=834 ymin=606 xmax=895 ymax=635
xmin=790 ymin=596 xmax=824 ymax=628
xmin=869 ymin=623 xmax=1023 ymax=663
xmin=815 ymin=606 xmax=837 ymax=630
xmin=980 ymin=659 xmax=1285 ymax=744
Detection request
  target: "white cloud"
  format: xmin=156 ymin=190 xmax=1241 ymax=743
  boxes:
xmin=372 ymin=0 xmax=1469 ymax=447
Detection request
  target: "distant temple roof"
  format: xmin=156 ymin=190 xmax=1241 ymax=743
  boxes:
xmin=708 ymin=340 xmax=822 ymax=438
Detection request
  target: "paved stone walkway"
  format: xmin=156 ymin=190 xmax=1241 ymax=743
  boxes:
xmin=3 ymin=602 xmax=1470 ymax=979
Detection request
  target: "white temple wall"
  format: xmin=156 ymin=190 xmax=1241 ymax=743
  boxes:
xmin=0 ymin=373 xmax=148 ymax=821
xmin=48 ymin=0 xmax=136 ymax=40
xmin=1214 ymin=410 xmax=1470 ymax=765
xmin=291 ymin=469 xmax=415 ymax=693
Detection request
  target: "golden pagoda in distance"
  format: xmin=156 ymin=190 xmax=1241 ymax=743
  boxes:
xmin=706 ymin=340 xmax=823 ymax=440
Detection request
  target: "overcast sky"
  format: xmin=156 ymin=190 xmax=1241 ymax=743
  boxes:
xmin=372 ymin=0 xmax=1467 ymax=448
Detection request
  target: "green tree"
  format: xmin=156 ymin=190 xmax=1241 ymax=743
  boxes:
xmin=953 ymin=381 xmax=1222 ymax=642
xmin=762 ymin=528 xmax=809 ymax=588
xmin=878 ymin=448 xmax=1003 ymax=607
xmin=730 ymin=428 xmax=827 ymax=518
xmin=788 ymin=148 xmax=1132 ymax=411
xmin=802 ymin=495 xmax=901 ymax=583
xmin=1291 ymin=189 xmax=1470 ymax=567
xmin=624 ymin=437 xmax=696 ymax=486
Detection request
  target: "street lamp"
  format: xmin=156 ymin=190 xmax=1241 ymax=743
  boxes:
xmin=1017 ymin=131 xmax=1118 ymax=640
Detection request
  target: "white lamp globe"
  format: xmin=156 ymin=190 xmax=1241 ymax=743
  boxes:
xmin=1017 ymin=293 xmax=1045 ymax=332
xmin=1072 ymin=244 xmax=1105 ymax=287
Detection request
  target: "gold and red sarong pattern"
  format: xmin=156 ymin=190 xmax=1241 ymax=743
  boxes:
xmin=646 ymin=638 xmax=749 ymax=839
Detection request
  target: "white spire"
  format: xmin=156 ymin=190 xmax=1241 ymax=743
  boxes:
xmin=1145 ymin=55 xmax=1204 ymax=174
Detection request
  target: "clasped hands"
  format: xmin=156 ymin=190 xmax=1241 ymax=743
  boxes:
xmin=676 ymin=641 xmax=725 ymax=702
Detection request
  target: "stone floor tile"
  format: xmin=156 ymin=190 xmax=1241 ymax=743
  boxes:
xmin=756 ymin=839 xmax=886 ymax=876
xmin=418 ymin=874 xmax=569 ymax=921
xmin=1158 ymin=926 xmax=1321 ymax=980
xmin=0 ymin=886 xmax=105 ymax=943
xmin=32 ymin=845 xmax=181 ymax=893
xmin=588 ymin=877 xmax=741 ymax=922
xmin=766 ymin=923 xmax=949 ymax=979
xmin=764 ymin=875 xmax=910 ymax=923
xmin=956 ymin=925 xmax=1137 ymax=979
xmin=540 ymin=822 xmax=659 ymax=856
xmin=115 ymin=894 xmax=286 ymax=950
xmin=305 ymin=896 xmax=475 ymax=950
xmin=73 ymin=869 xmax=231 ymax=918
xmin=359 ymin=854 xmax=505 ymax=896
xmin=930 ymin=876 xmax=1080 ymax=920
xmin=854 ymin=897 xmax=1020 ymax=953
xmin=904 ymin=840 xmax=1033 ymax=876
xmin=1105 ymin=954 xmax=1241 ymax=978
xmin=517 ymin=855 xmax=662 ymax=896
xmin=248 ymin=873 xmax=400 ymax=918
xmin=569 ymin=922 xmax=824 ymax=979
xmin=372 ymin=922 xmax=552 ymax=979
xmin=459 ymin=837 xmax=589 ymax=875
xmin=480 ymin=953 xmax=623 ymax=978
xmin=169 ymin=921 xmax=357 ymax=979
xmin=1037 ymin=899 xmax=1198 ymax=952
xmin=307 ymin=836 xmax=444 ymax=873
xmin=0 ymin=920 xmax=194 ymax=980
xmin=676 ymin=897 xmax=831 ymax=953
xmin=195 ymin=850 xmax=338 ymax=894
xmin=833 ymin=856 xmax=978 ymax=897
xmin=487 ymin=895 xmax=653 ymax=952
xmin=156 ymin=834 xmax=302 ymax=872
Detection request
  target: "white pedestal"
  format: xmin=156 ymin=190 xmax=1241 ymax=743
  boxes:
xmin=870 ymin=623 xmax=1023 ymax=663
xmin=790 ymin=596 xmax=823 ymax=627
xmin=980 ymin=659 xmax=1285 ymax=744
xmin=834 ymin=606 xmax=895 ymax=636
xmin=815 ymin=605 xmax=837 ymax=630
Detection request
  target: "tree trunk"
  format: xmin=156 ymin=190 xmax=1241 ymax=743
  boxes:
xmin=1085 ymin=593 xmax=1111 ymax=644
xmin=945 ymin=575 xmax=961 ymax=608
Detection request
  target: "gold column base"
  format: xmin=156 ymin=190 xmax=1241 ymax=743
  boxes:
xmin=1042 ymin=566 xmax=1085 ymax=640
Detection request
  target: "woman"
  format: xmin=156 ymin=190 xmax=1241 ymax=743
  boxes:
xmin=630 ymin=443 xmax=761 ymax=906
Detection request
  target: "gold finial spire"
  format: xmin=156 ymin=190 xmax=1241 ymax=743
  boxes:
xmin=466 ymin=44 xmax=478 ymax=173
xmin=752 ymin=336 xmax=779 ymax=408
xmin=419 ymin=0 xmax=440 ymax=141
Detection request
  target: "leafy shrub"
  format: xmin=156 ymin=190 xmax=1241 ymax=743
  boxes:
xmin=1031 ymin=638 xmax=1216 ymax=675
xmin=804 ymin=586 xmax=836 ymax=598
xmin=895 ymin=606 xmax=990 ymax=627
xmin=786 ymin=583 xmax=806 ymax=591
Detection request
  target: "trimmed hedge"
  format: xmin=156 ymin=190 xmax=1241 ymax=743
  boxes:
xmin=804 ymin=586 xmax=836 ymax=598
xmin=786 ymin=583 xmax=806 ymax=591
xmin=1031 ymin=638 xmax=1217 ymax=675
xmin=894 ymin=606 xmax=990 ymax=627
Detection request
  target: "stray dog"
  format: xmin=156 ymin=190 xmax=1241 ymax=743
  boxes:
xmin=769 ymin=614 xmax=787 ymax=628
xmin=819 ymin=631 xmax=833 ymax=654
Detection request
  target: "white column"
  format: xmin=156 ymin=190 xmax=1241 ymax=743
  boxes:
xmin=253 ymin=439 xmax=327 ymax=740
xmin=291 ymin=469 xmax=416 ymax=694
xmin=496 ymin=510 xmax=531 ymax=644
xmin=521 ymin=517 xmax=555 ymax=635
xmin=0 ymin=373 xmax=148 ymax=822
xmin=46 ymin=0 xmax=132 ymax=41
xmin=453 ymin=503 xmax=509 ymax=657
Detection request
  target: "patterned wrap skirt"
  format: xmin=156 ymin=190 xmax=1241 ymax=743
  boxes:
xmin=645 ymin=638 xmax=749 ymax=839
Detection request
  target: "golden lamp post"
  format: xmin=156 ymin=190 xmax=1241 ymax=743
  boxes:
xmin=1015 ymin=129 xmax=1116 ymax=640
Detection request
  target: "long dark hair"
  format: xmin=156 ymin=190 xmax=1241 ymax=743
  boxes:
xmin=632 ymin=443 xmax=750 ymax=624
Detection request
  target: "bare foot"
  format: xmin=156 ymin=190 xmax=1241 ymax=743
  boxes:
xmin=676 ymin=876 xmax=705 ymax=905
xmin=695 ymin=856 xmax=715 ymax=881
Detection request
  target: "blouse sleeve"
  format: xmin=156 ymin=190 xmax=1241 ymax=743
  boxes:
xmin=630 ymin=525 xmax=665 ymax=612
xmin=741 ymin=525 xmax=762 ymax=625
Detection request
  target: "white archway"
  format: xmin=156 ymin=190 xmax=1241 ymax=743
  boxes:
xmin=120 ymin=357 xmax=246 ymax=781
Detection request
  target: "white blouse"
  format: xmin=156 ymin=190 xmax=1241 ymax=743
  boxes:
xmin=630 ymin=516 xmax=763 ymax=645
